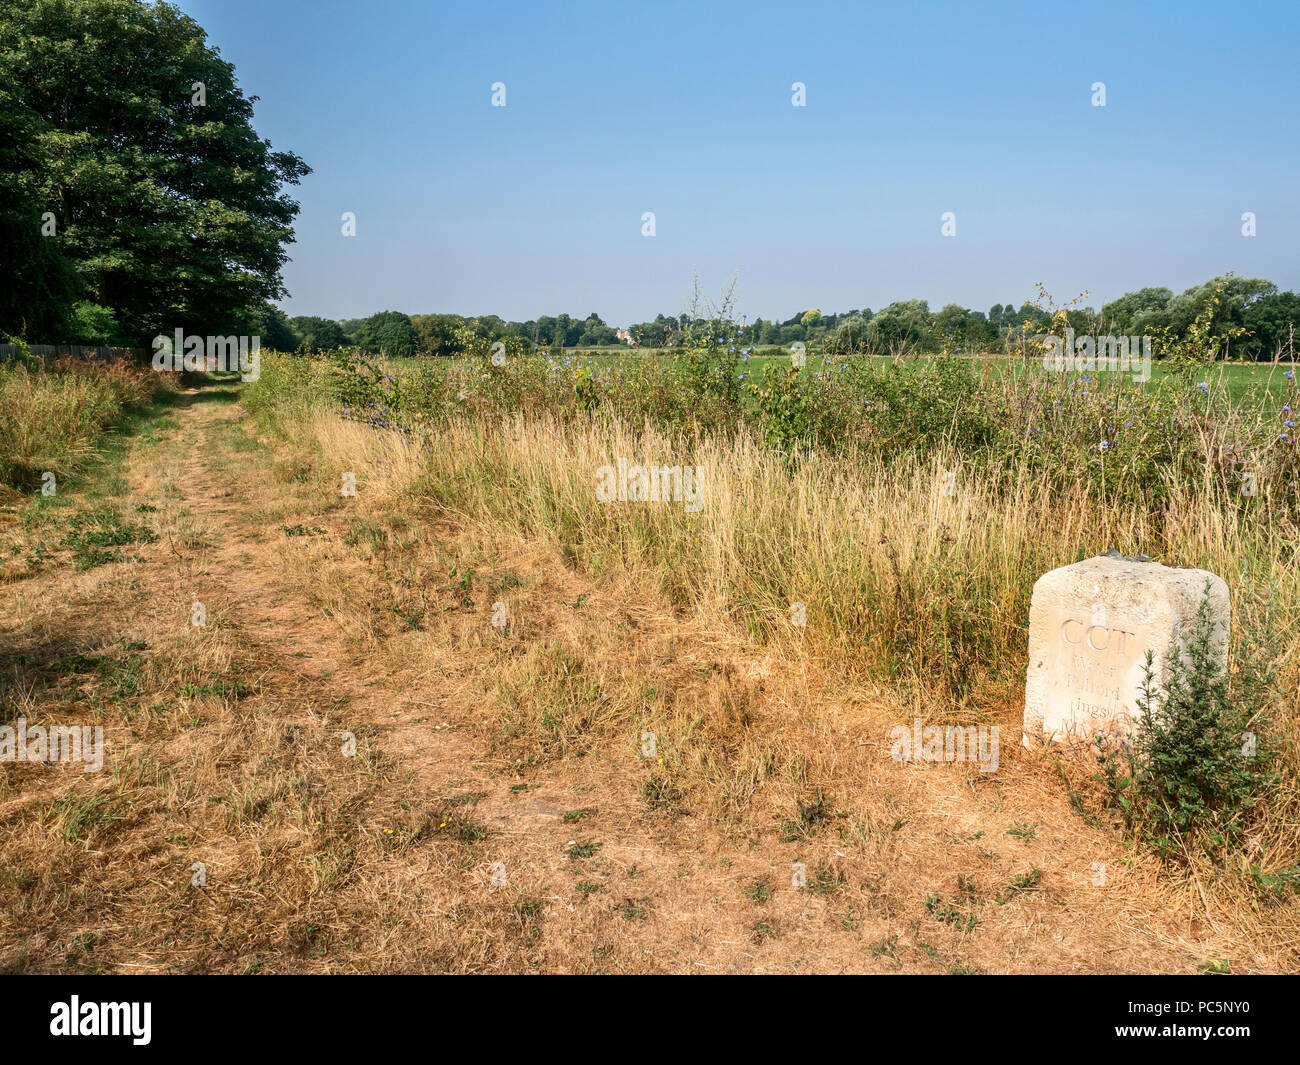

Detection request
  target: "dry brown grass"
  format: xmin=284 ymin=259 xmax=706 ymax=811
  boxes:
xmin=0 ymin=357 xmax=170 ymax=495
xmin=0 ymin=379 xmax=1295 ymax=973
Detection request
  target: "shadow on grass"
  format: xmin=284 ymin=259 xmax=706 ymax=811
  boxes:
xmin=156 ymin=371 xmax=243 ymax=404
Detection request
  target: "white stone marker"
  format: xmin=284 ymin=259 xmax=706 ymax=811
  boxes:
xmin=1023 ymin=553 xmax=1229 ymax=745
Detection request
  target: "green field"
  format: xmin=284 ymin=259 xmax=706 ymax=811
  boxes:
xmin=384 ymin=349 xmax=1298 ymax=408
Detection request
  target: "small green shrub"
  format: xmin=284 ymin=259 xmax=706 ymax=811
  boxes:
xmin=752 ymin=362 xmax=815 ymax=453
xmin=1095 ymin=587 xmax=1275 ymax=862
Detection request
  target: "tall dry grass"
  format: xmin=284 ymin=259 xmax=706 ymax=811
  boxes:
xmin=0 ymin=357 xmax=167 ymax=490
xmin=248 ymin=353 xmax=1300 ymax=877
xmin=304 ymin=409 xmax=1295 ymax=693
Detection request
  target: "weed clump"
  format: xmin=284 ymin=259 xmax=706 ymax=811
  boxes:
xmin=1095 ymin=587 xmax=1276 ymax=863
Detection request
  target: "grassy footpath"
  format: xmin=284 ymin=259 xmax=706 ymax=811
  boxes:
xmin=0 ymin=364 xmax=1295 ymax=973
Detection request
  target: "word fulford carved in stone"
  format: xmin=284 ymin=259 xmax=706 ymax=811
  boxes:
xmin=1023 ymin=555 xmax=1229 ymax=745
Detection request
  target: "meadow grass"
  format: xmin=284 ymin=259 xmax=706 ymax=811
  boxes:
xmin=0 ymin=358 xmax=172 ymax=492
xmin=386 ymin=350 xmax=1297 ymax=406
xmin=247 ymin=350 xmax=1300 ymax=875
xmin=3 ymin=350 xmax=1293 ymax=974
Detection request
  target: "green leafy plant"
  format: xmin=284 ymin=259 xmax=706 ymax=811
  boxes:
xmin=2 ymin=334 xmax=41 ymax=371
xmin=751 ymin=362 xmax=815 ymax=453
xmin=1095 ymin=586 xmax=1275 ymax=862
xmin=1151 ymin=275 xmax=1253 ymax=375
xmin=924 ymin=894 xmax=979 ymax=930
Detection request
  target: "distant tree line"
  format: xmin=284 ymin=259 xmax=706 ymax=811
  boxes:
xmin=287 ymin=311 xmax=629 ymax=359
xmin=286 ymin=275 xmax=1300 ymax=362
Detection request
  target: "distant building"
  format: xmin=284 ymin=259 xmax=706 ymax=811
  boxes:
xmin=615 ymin=329 xmax=635 ymax=345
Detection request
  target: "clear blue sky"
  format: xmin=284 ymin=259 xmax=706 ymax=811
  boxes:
xmin=179 ymin=0 xmax=1298 ymax=327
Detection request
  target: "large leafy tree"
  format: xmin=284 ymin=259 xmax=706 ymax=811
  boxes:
xmin=868 ymin=300 xmax=935 ymax=353
xmin=359 ymin=310 xmax=416 ymax=357
xmin=1162 ymin=276 xmax=1274 ymax=342
xmin=1239 ymin=291 xmax=1300 ymax=359
xmin=258 ymin=305 xmax=298 ymax=352
xmin=411 ymin=313 xmax=465 ymax=357
xmin=1101 ymin=286 xmax=1174 ymax=333
xmin=290 ymin=315 xmax=347 ymax=352
xmin=0 ymin=86 xmax=80 ymax=338
xmin=0 ymin=0 xmax=309 ymax=344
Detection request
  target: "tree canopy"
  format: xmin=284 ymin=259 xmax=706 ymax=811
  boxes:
xmin=0 ymin=0 xmax=309 ymax=344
